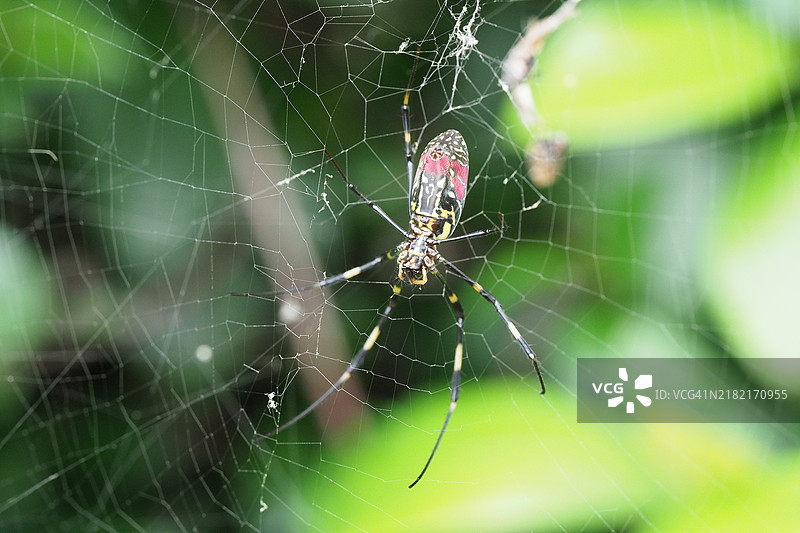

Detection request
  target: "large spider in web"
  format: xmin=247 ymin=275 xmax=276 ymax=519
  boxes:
xmin=240 ymin=88 xmax=546 ymax=488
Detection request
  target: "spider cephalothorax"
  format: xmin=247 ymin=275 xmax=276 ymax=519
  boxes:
xmin=397 ymin=224 xmax=440 ymax=285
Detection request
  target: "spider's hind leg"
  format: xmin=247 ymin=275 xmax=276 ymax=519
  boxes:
xmin=440 ymin=257 xmax=546 ymax=394
xmin=255 ymin=283 xmax=403 ymax=439
xmin=408 ymin=270 xmax=465 ymax=488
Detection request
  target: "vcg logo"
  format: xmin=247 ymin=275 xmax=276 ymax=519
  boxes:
xmin=592 ymin=367 xmax=653 ymax=414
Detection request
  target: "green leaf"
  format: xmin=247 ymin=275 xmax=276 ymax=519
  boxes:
xmin=0 ymin=224 xmax=51 ymax=357
xmin=0 ymin=0 xmax=131 ymax=84
xmin=648 ymin=451 xmax=800 ymax=531
xmin=0 ymin=0 xmax=134 ymax=146
xmin=284 ymin=380 xmax=760 ymax=532
xmin=704 ymin=120 xmax=800 ymax=386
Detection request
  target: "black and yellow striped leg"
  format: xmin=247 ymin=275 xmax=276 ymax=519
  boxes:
xmin=233 ymin=248 xmax=399 ymax=299
xmin=402 ymin=90 xmax=414 ymax=218
xmin=440 ymin=258 xmax=546 ymax=395
xmin=408 ymin=271 xmax=465 ymax=488
xmin=402 ymin=47 xmax=421 ymax=218
xmin=255 ymin=284 xmax=402 ymax=440
xmin=441 ymin=213 xmax=507 ymax=244
xmin=439 ymin=224 xmax=506 ymax=245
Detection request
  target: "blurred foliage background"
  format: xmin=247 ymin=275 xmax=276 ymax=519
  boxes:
xmin=1 ymin=0 xmax=799 ymax=531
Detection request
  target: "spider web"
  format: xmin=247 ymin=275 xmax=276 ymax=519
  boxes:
xmin=2 ymin=0 xmax=800 ymax=531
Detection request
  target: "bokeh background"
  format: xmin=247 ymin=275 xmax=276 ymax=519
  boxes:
xmin=1 ymin=0 xmax=799 ymax=531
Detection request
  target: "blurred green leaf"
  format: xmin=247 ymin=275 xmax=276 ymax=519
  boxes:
xmin=0 ymin=0 xmax=130 ymax=82
xmin=704 ymin=120 xmax=800 ymax=386
xmin=0 ymin=0 xmax=132 ymax=145
xmin=648 ymin=450 xmax=800 ymax=531
xmin=278 ymin=379 xmax=765 ymax=532
xmin=504 ymin=0 xmax=800 ymax=149
xmin=0 ymin=224 xmax=50 ymax=354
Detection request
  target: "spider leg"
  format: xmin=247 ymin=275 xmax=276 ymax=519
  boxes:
xmin=408 ymin=270 xmax=465 ymax=488
xmin=440 ymin=258 xmax=546 ymax=394
xmin=402 ymin=48 xmax=421 ymax=219
xmin=325 ymin=151 xmax=406 ymax=235
xmin=255 ymin=284 xmax=402 ymax=439
xmin=439 ymin=223 xmax=506 ymax=244
xmin=440 ymin=214 xmax=508 ymax=244
xmin=402 ymin=90 xmax=414 ymax=219
xmin=233 ymin=248 xmax=399 ymax=298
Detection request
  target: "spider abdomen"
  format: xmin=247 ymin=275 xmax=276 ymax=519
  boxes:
xmin=409 ymin=129 xmax=469 ymax=240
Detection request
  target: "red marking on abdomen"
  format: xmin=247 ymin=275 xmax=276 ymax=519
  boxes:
xmin=451 ymin=159 xmax=468 ymax=201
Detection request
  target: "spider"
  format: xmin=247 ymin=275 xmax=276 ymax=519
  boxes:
xmin=240 ymin=89 xmax=546 ymax=488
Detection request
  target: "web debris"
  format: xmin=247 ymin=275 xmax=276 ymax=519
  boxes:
xmin=446 ymin=1 xmax=482 ymax=99
xmin=500 ymin=0 xmax=581 ymax=187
